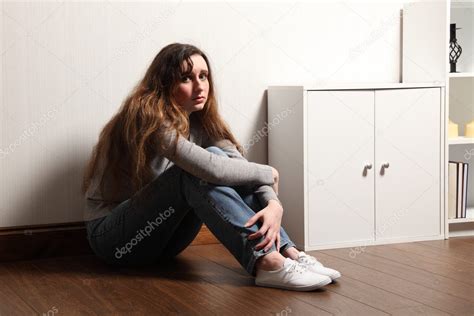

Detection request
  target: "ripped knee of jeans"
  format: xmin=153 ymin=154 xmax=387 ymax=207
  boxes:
xmin=205 ymin=146 xmax=227 ymax=157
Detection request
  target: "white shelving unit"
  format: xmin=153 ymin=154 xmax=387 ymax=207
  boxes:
xmin=403 ymin=1 xmax=474 ymax=238
xmin=448 ymin=1 xmax=474 ymax=234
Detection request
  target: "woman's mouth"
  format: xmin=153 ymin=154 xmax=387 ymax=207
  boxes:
xmin=193 ymin=96 xmax=205 ymax=102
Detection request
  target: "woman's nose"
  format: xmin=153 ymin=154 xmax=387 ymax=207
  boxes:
xmin=194 ymin=79 xmax=204 ymax=91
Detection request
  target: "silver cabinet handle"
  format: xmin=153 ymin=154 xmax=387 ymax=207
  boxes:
xmin=363 ymin=163 xmax=373 ymax=177
xmin=382 ymin=162 xmax=390 ymax=168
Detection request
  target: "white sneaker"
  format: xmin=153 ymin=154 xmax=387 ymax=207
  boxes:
xmin=255 ymin=257 xmax=332 ymax=291
xmin=296 ymin=251 xmax=341 ymax=281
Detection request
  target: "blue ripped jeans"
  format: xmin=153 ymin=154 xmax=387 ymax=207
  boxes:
xmin=85 ymin=146 xmax=295 ymax=276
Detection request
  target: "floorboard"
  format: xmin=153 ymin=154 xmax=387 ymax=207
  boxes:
xmin=1 ymin=237 xmax=473 ymax=315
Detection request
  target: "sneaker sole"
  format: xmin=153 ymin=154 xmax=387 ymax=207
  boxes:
xmin=255 ymin=277 xmax=332 ymax=291
xmin=330 ymin=272 xmax=341 ymax=281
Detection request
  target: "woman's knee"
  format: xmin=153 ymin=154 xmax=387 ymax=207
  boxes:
xmin=205 ymin=146 xmax=228 ymax=157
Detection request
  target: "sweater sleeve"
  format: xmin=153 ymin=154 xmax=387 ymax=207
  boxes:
xmin=157 ymin=128 xmax=275 ymax=187
xmin=208 ymin=138 xmax=282 ymax=208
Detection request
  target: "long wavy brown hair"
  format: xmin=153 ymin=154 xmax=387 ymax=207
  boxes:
xmin=81 ymin=43 xmax=243 ymax=201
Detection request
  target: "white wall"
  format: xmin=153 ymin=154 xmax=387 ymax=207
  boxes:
xmin=1 ymin=0 xmax=408 ymax=227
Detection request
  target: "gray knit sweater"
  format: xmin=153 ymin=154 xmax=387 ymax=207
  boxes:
xmin=84 ymin=115 xmax=280 ymax=221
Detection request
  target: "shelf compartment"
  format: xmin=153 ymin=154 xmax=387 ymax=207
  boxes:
xmin=449 ymin=137 xmax=474 ymax=145
xmin=448 ymin=207 xmax=474 ymax=223
xmin=449 ymin=72 xmax=474 ymax=78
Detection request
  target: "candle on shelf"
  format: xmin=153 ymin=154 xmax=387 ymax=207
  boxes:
xmin=449 ymin=119 xmax=459 ymax=138
xmin=465 ymin=119 xmax=474 ymax=138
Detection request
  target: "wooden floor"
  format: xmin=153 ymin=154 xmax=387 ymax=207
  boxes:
xmin=1 ymin=237 xmax=474 ymax=315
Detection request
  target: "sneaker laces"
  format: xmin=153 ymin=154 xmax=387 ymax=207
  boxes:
xmin=286 ymin=260 xmax=307 ymax=274
xmin=298 ymin=252 xmax=319 ymax=266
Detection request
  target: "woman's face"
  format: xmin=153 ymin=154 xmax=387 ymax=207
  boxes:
xmin=173 ymin=54 xmax=209 ymax=115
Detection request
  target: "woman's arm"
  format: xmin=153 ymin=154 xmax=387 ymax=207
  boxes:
xmin=212 ymin=140 xmax=285 ymax=252
xmin=207 ymin=138 xmax=282 ymax=208
xmin=157 ymin=128 xmax=275 ymax=187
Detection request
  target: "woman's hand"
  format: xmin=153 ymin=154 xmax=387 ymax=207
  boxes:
xmin=270 ymin=166 xmax=279 ymax=195
xmin=244 ymin=200 xmax=283 ymax=252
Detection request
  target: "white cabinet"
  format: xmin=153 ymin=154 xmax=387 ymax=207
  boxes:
xmin=268 ymin=84 xmax=445 ymax=250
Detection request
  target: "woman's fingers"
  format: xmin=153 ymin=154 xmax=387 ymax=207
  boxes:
xmin=255 ymin=228 xmax=281 ymax=251
xmin=276 ymin=233 xmax=281 ymax=252
xmin=263 ymin=232 xmax=278 ymax=252
xmin=255 ymin=228 xmax=272 ymax=249
xmin=255 ymin=232 xmax=273 ymax=250
xmin=248 ymin=224 xmax=268 ymax=240
xmin=246 ymin=209 xmax=281 ymax=252
xmin=255 ymin=228 xmax=277 ymax=251
xmin=244 ymin=213 xmax=261 ymax=228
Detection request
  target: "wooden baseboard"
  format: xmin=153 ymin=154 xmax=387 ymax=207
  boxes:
xmin=0 ymin=227 xmax=92 ymax=262
xmin=0 ymin=223 xmax=218 ymax=262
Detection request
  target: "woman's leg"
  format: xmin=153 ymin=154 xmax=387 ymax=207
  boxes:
xmin=86 ymin=145 xmax=295 ymax=275
xmin=156 ymin=209 xmax=203 ymax=260
xmin=178 ymin=146 xmax=299 ymax=276
xmin=86 ymin=165 xmax=199 ymax=266
xmin=160 ymin=146 xmax=295 ymax=260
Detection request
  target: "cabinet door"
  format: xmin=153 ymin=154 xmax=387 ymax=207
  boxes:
xmin=375 ymin=88 xmax=441 ymax=240
xmin=307 ymin=91 xmax=375 ymax=247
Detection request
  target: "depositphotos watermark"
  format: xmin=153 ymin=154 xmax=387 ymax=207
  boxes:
xmin=114 ymin=206 xmax=175 ymax=259
xmin=349 ymin=208 xmax=407 ymax=258
xmin=276 ymin=306 xmax=292 ymax=316
xmin=243 ymin=106 xmax=294 ymax=152
xmin=0 ymin=107 xmax=58 ymax=160
xmin=464 ymin=148 xmax=474 ymax=160
xmin=42 ymin=306 xmax=59 ymax=316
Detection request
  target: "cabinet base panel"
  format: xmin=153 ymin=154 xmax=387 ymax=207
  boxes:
xmin=300 ymin=235 xmax=445 ymax=251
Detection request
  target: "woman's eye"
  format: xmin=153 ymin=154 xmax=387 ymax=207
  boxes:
xmin=181 ymin=73 xmax=207 ymax=82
